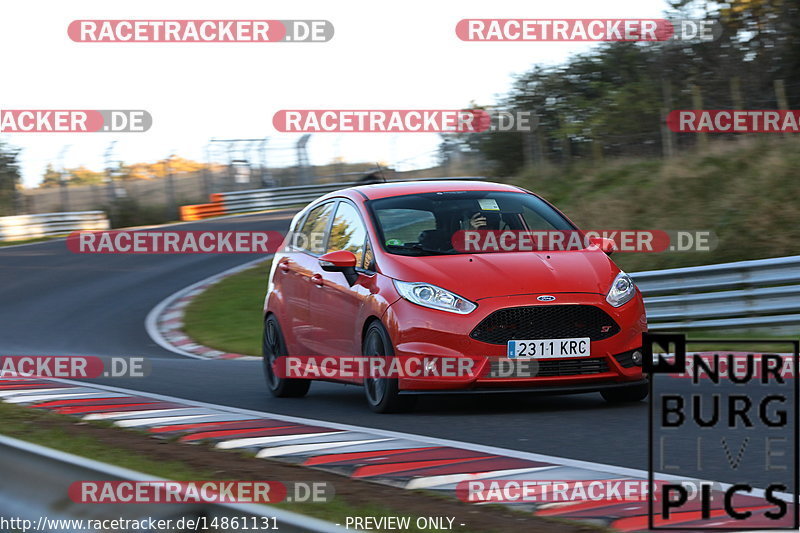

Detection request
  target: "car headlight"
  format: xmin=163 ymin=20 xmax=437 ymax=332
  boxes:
xmin=393 ymin=280 xmax=477 ymax=314
xmin=606 ymin=271 xmax=636 ymax=307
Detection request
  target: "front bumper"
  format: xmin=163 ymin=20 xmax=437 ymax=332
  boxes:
xmin=381 ymin=292 xmax=647 ymax=391
xmin=397 ymin=378 xmax=649 ymax=395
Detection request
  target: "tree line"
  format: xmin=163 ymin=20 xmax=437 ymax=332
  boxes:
xmin=444 ymin=0 xmax=800 ymax=175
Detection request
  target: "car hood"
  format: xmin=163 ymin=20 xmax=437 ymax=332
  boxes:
xmin=380 ymin=250 xmax=620 ymax=301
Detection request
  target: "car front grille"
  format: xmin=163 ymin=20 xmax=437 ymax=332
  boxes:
xmin=470 ymin=305 xmax=620 ymax=345
xmin=486 ymin=357 xmax=609 ymax=378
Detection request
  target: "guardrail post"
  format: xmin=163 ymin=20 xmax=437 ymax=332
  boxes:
xmin=104 ymin=141 xmax=117 ymax=224
xmin=296 ymin=134 xmax=312 ymax=185
xmin=57 ymin=145 xmax=71 ymax=213
xmin=202 ymin=165 xmax=212 ymax=199
xmin=14 ymin=186 xmax=25 ymax=215
xmin=59 ymin=177 xmax=70 ymax=212
xmin=165 ymin=156 xmax=177 ymax=221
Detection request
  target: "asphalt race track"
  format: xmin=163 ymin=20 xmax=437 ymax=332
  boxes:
xmin=0 ymin=210 xmax=792 ymax=490
xmin=0 ymin=211 xmax=295 ymax=357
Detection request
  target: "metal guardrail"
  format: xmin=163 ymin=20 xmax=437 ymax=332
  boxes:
xmin=180 ymin=177 xmax=488 ymax=220
xmin=632 ymin=255 xmax=800 ymax=331
xmin=182 ymin=173 xmax=796 ymax=332
xmin=209 ymin=182 xmax=354 ymax=216
xmin=0 ymin=211 xmax=110 ymax=242
xmin=6 ymin=189 xmax=789 ymax=333
xmin=0 ymin=435 xmax=350 ymax=533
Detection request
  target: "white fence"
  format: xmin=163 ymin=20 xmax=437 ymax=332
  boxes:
xmin=0 ymin=211 xmax=109 ymax=242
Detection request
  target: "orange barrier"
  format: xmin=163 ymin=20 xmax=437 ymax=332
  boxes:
xmin=179 ymin=202 xmax=225 ymax=221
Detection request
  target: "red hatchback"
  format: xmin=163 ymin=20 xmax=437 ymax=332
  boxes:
xmin=263 ymin=180 xmax=648 ymax=412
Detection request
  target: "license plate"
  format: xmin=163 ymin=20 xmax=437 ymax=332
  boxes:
xmin=507 ymin=338 xmax=591 ymax=359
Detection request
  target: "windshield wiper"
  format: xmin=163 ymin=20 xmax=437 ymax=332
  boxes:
xmin=386 ymin=243 xmax=454 ymax=256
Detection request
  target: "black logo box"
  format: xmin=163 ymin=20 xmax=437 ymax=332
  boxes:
xmin=644 ymin=332 xmax=799 ymax=531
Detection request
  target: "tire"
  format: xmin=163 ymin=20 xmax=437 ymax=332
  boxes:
xmin=262 ymin=315 xmax=310 ymax=398
xmin=362 ymin=321 xmax=416 ymax=413
xmin=601 ymin=382 xmax=648 ymax=403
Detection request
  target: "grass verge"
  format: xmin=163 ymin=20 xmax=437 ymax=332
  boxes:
xmin=513 ymin=137 xmax=800 ymax=272
xmin=182 ymin=261 xmax=271 ymax=356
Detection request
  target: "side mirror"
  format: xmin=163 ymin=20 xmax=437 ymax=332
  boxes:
xmin=589 ymin=236 xmax=616 ymax=255
xmin=319 ymin=250 xmax=359 ymax=286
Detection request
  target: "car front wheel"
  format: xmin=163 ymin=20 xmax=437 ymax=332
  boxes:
xmin=362 ymin=321 xmax=416 ymax=413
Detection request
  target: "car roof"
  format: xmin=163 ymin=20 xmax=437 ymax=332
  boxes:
xmin=339 ymin=179 xmax=523 ymax=200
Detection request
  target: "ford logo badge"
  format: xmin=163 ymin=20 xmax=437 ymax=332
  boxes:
xmin=537 ymin=295 xmax=556 ymax=302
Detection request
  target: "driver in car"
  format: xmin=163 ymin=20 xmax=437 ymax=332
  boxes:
xmin=419 ymin=210 xmax=503 ymax=251
xmin=467 ymin=210 xmax=502 ymax=230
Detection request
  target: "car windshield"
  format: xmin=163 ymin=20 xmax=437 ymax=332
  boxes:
xmin=368 ymin=190 xmax=576 ymax=256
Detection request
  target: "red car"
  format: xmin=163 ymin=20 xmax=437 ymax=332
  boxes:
xmin=263 ymin=180 xmax=648 ymax=412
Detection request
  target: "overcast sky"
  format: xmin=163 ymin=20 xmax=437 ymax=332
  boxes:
xmin=1 ymin=0 xmax=670 ymax=187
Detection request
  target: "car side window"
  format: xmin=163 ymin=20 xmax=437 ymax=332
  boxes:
xmin=362 ymin=239 xmax=376 ymax=271
xmin=327 ymin=201 xmax=367 ymax=265
xmin=298 ymin=202 xmax=335 ymax=254
xmin=376 ymin=208 xmax=436 ymax=244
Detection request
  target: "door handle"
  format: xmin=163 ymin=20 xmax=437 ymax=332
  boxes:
xmin=278 ymin=261 xmax=291 ymax=273
xmin=311 ymin=274 xmax=324 ymax=287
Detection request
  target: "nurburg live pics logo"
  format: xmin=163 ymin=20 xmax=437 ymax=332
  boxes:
xmin=644 ymin=332 xmax=799 ymax=530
